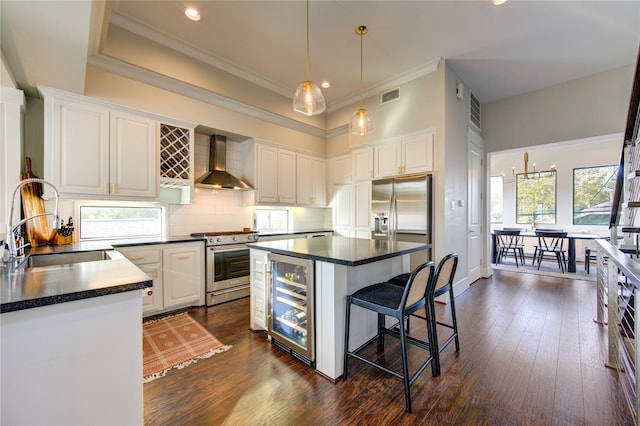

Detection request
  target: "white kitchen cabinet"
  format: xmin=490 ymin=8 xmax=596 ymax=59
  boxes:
xmin=374 ymin=132 xmax=434 ymax=178
xmin=296 ymin=153 xmax=326 ymax=206
xmin=333 ymin=184 xmax=354 ymax=231
xmin=159 ymin=123 xmax=195 ymax=204
xmin=250 ymin=249 xmax=269 ymax=331
xmin=332 ymin=181 xmax=371 ymax=239
xmin=163 ymin=244 xmax=203 ymax=309
xmin=255 ymin=144 xmax=296 ymax=204
xmin=352 ymin=147 xmax=374 ymax=181
xmin=119 ymin=241 xmax=204 ymax=316
xmin=330 ymin=154 xmax=353 ymax=185
xmin=354 ymin=180 xmax=372 ymax=232
xmin=117 ymin=246 xmax=163 ymax=315
xmin=43 ymin=89 xmax=157 ymax=198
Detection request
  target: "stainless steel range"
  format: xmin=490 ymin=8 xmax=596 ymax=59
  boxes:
xmin=191 ymin=231 xmax=259 ymax=306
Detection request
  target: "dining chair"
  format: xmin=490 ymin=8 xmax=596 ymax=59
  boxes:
xmin=531 ymin=228 xmax=561 ymax=266
xmin=494 ymin=229 xmax=525 ymax=266
xmin=344 ymin=261 xmax=437 ymax=412
xmin=534 ymin=230 xmax=568 ymax=272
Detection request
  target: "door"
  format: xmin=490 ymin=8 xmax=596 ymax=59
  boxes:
xmin=468 ymin=129 xmax=485 ymax=284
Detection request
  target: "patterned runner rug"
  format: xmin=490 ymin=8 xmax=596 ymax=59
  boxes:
xmin=143 ymin=312 xmax=231 ymax=382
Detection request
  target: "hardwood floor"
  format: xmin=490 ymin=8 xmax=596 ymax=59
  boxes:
xmin=144 ymin=269 xmax=634 ymax=425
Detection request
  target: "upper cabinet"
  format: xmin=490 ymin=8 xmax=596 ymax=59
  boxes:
xmin=44 ymin=95 xmax=157 ymax=198
xmin=253 ymin=144 xmax=296 ymax=204
xmin=296 ymin=153 xmax=326 ymax=206
xmin=374 ymin=132 xmax=434 ymax=178
xmin=352 ymin=147 xmax=374 ymax=181
xmin=41 ymin=87 xmax=195 ymax=202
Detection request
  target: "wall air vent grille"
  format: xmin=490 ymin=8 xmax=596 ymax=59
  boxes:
xmin=470 ymin=91 xmax=481 ymax=130
xmin=381 ymin=88 xmax=400 ymax=104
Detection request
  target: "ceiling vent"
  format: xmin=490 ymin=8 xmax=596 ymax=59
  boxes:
xmin=470 ymin=91 xmax=481 ymax=130
xmin=381 ymin=88 xmax=400 ymax=104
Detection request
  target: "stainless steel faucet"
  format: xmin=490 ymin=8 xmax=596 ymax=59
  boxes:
xmin=4 ymin=178 xmax=61 ymax=261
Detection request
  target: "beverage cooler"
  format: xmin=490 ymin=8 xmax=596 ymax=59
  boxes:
xmin=268 ymin=253 xmax=314 ymax=365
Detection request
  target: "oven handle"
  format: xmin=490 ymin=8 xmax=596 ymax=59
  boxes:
xmin=208 ymin=245 xmax=249 ymax=253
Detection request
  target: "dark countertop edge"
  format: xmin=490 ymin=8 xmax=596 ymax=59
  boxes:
xmin=257 ymin=230 xmax=333 ymax=237
xmin=247 ymin=242 xmax=430 ymax=267
xmin=0 ymin=279 xmax=152 ymax=314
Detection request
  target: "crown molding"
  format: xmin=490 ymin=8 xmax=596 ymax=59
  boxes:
xmin=87 ymin=54 xmax=327 ymax=139
xmin=109 ymin=11 xmax=293 ymax=99
xmin=326 ymin=57 xmax=442 ymax=113
xmin=326 ymin=124 xmax=349 ymax=140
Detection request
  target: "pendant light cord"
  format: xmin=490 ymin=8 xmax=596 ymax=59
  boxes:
xmin=359 ymin=29 xmax=363 ymax=109
xmin=306 ymin=0 xmax=310 ymax=81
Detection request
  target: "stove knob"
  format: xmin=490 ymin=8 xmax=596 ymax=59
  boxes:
xmin=216 ymin=237 xmax=222 ymax=243
xmin=233 ymin=236 xmax=238 ymax=241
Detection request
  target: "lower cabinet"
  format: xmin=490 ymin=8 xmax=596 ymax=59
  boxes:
xmin=250 ymin=249 xmax=269 ymax=331
xmin=118 ymin=241 xmax=204 ymax=317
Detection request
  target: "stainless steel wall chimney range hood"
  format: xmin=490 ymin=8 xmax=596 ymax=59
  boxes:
xmin=195 ymin=135 xmax=254 ymax=190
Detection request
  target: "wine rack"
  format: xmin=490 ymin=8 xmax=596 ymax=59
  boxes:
xmin=268 ymin=254 xmax=314 ymax=363
xmin=159 ymin=124 xmax=193 ymax=188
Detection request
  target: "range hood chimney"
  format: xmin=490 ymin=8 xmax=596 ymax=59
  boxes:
xmin=195 ymin=135 xmax=253 ymax=190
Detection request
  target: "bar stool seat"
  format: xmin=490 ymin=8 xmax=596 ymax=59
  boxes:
xmin=344 ymin=261 xmax=437 ymax=413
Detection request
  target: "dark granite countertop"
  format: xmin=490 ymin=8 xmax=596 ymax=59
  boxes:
xmin=247 ymin=236 xmax=430 ymax=267
xmin=1 ymin=236 xmax=202 ymax=314
xmin=258 ymin=229 xmax=333 ymax=237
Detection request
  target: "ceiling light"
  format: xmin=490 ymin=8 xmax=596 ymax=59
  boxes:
xmin=184 ymin=7 xmax=201 ymax=21
xmin=349 ymin=25 xmax=375 ymax=136
xmin=492 ymin=0 xmax=508 ymax=5
xmin=321 ymin=81 xmax=331 ymax=89
xmin=511 ymin=152 xmax=556 ymax=178
xmin=292 ymin=0 xmax=326 ymax=116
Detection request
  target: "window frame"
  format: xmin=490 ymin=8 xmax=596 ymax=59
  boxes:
xmin=572 ymin=164 xmax=617 ymax=226
xmin=490 ymin=175 xmax=504 ymax=224
xmin=75 ymin=200 xmax=167 ymax=241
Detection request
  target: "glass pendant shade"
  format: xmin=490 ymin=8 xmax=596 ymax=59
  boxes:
xmin=349 ymin=108 xmax=375 ymax=135
xmin=293 ymin=80 xmax=326 ymax=116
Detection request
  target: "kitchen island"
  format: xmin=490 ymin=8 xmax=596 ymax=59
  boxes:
xmin=248 ymin=236 xmax=430 ymax=381
xmin=0 ymin=250 xmax=152 ymax=426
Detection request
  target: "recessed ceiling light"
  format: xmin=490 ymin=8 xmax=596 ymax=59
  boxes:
xmin=492 ymin=0 xmax=508 ymax=5
xmin=321 ymin=81 xmax=331 ymax=89
xmin=185 ymin=7 xmax=201 ymax=21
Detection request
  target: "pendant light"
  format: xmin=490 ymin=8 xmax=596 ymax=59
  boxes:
xmin=349 ymin=25 xmax=375 ymax=136
xmin=292 ymin=0 xmax=326 ymax=116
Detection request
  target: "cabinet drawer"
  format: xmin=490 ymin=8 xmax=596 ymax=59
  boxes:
xmin=118 ymin=247 xmax=161 ymax=264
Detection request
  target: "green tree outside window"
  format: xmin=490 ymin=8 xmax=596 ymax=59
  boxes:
xmin=516 ymin=171 xmax=556 ymax=225
xmin=573 ymin=165 xmax=617 ymax=225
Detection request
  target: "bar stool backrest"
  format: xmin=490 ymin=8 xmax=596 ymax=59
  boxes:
xmin=434 ymin=253 xmax=459 ymax=297
xmin=404 ymin=262 xmax=436 ymax=315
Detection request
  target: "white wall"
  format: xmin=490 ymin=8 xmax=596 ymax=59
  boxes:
xmin=483 ymin=65 xmax=633 ymax=153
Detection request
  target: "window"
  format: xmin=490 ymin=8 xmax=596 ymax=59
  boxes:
xmin=78 ymin=202 xmax=165 ymax=240
xmin=516 ymin=171 xmax=556 ymax=225
xmin=255 ymin=209 xmax=290 ymax=233
xmin=573 ymin=165 xmax=617 ymax=225
xmin=490 ymin=176 xmax=504 ymax=223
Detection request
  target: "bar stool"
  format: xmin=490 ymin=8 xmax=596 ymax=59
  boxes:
xmin=388 ymin=253 xmax=460 ymax=373
xmin=344 ymin=261 xmax=437 ymax=412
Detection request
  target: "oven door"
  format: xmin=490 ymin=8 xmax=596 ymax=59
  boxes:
xmin=207 ymin=245 xmax=251 ymax=304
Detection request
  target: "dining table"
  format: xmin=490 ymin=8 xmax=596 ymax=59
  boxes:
xmin=491 ymin=230 xmax=602 ymax=273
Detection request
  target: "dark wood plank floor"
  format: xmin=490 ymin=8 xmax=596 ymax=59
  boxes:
xmin=144 ymin=269 xmax=635 ymax=425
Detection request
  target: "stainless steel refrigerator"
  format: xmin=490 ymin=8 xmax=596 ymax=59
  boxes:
xmin=371 ymin=173 xmax=432 ymax=268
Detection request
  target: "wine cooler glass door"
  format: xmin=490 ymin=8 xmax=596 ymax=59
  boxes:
xmin=268 ymin=254 xmax=314 ymax=362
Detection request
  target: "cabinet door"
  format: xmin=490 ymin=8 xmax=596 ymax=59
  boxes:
xmin=332 ymin=154 xmax=352 ymax=184
xmin=296 ymin=154 xmax=313 ymax=205
xmin=352 ymin=147 xmax=374 ymax=181
xmin=354 ymin=180 xmax=371 ymax=230
xmin=403 ymin=132 xmax=434 ymax=174
xmin=374 ymin=142 xmax=401 ymax=178
xmin=163 ymin=245 xmax=202 ymax=308
xmin=297 ymin=154 xmax=326 ymax=206
xmin=256 ymin=145 xmax=279 ymax=203
xmin=311 ymin=156 xmax=326 ymax=205
xmin=49 ymin=97 xmax=109 ymax=195
xmin=250 ymin=249 xmax=269 ymax=331
xmin=110 ymin=111 xmax=157 ymax=198
xmin=333 ymin=184 xmax=353 ymax=229
xmin=138 ymin=263 xmax=163 ymax=314
xmin=277 ymin=149 xmax=296 ymax=204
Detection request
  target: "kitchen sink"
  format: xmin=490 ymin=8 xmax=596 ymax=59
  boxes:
xmin=25 ymin=250 xmax=115 ymax=268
